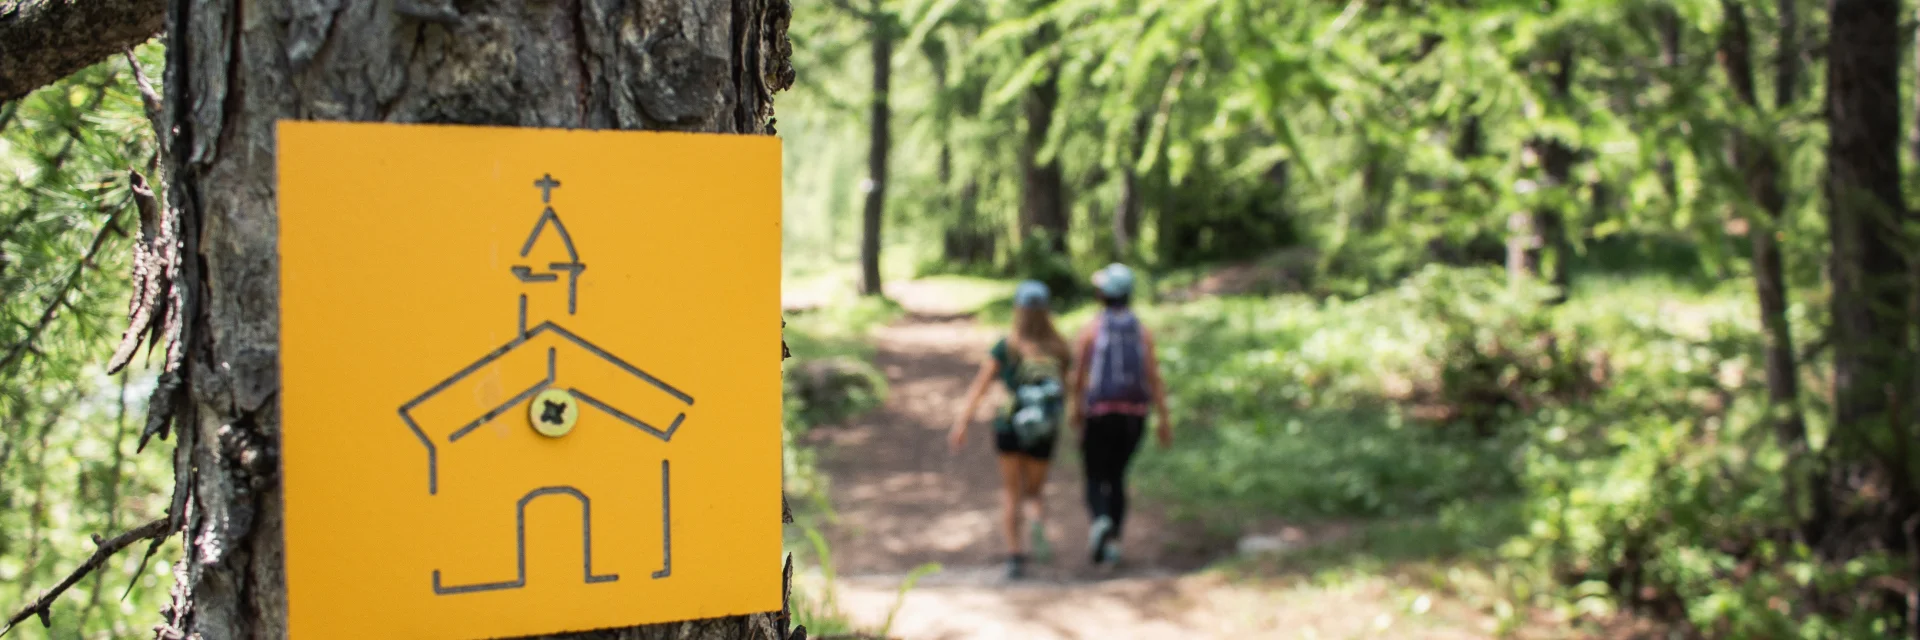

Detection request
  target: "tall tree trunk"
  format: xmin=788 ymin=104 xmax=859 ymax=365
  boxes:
xmin=1718 ymin=0 xmax=1805 ymax=444
xmin=1359 ymin=141 xmax=1384 ymax=233
xmin=957 ymin=179 xmax=989 ymax=262
xmin=1654 ymin=4 xmax=1682 ymax=203
xmin=930 ymin=39 xmax=989 ymax=266
xmin=1455 ymin=111 xmax=1482 ymax=159
xmin=1112 ymin=115 xmax=1148 ymax=260
xmin=1510 ymin=44 xmax=1575 ymax=301
xmin=1775 ymin=0 xmax=1801 ymax=108
xmin=1821 ymin=0 xmax=1916 ymax=555
xmin=859 ymin=5 xmax=892 ymax=297
xmin=150 ymin=0 xmax=798 ymax=638
xmin=1114 ymin=165 xmax=1139 ymax=259
xmin=1019 ymin=19 xmax=1066 ymax=254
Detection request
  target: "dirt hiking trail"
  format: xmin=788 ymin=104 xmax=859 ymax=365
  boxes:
xmin=795 ymin=285 xmax=1587 ymax=640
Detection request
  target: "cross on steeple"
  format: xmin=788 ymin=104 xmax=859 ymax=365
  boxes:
xmin=534 ymin=174 xmax=561 ymax=203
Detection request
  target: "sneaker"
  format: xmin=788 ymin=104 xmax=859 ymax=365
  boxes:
xmin=1088 ymin=516 xmax=1114 ymax=565
xmin=1005 ymin=554 xmax=1027 ymax=580
xmin=1029 ymin=522 xmax=1052 ymax=562
xmin=1101 ymin=539 xmax=1122 ymax=566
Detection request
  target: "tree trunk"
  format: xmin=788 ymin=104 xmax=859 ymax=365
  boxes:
xmin=1114 ymin=165 xmax=1139 ymax=259
xmin=1911 ymin=7 xmax=1920 ymax=437
xmin=859 ymin=4 xmax=891 ymax=297
xmin=1111 ymin=114 xmax=1148 ymax=259
xmin=1018 ymin=19 xmax=1066 ymax=254
xmin=1510 ymin=44 xmax=1574 ymax=301
xmin=1717 ymin=0 xmax=1805 ymax=445
xmin=930 ymin=36 xmax=989 ymax=267
xmin=1655 ymin=5 xmax=1681 ymax=204
xmin=1820 ymin=0 xmax=1916 ymax=556
xmin=149 ymin=0 xmax=798 ymax=638
xmin=1455 ymin=111 xmax=1481 ymax=159
xmin=1359 ymin=142 xmax=1384 ymax=233
xmin=1775 ymin=0 xmax=1801 ymax=108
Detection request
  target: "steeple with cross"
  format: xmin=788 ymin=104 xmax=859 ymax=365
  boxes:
xmin=535 ymin=174 xmax=561 ymax=203
xmin=515 ymin=174 xmax=587 ymax=331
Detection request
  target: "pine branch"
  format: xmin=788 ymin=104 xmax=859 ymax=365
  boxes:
xmin=0 ymin=202 xmax=126 ymax=376
xmin=0 ymin=76 xmax=116 ymax=248
xmin=0 ymin=517 xmax=170 ymax=637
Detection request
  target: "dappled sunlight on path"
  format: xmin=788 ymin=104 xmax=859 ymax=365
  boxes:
xmin=805 ymin=313 xmax=1214 ymax=582
xmin=798 ymin=284 xmax=1591 ymax=639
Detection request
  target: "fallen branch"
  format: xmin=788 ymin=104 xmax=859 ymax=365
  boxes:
xmin=1 ymin=517 xmax=169 ymax=636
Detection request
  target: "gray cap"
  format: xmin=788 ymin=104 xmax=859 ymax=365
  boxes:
xmin=1092 ymin=263 xmax=1135 ymax=298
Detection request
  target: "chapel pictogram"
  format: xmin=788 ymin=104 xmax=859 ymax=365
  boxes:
xmin=397 ymin=174 xmax=691 ymax=595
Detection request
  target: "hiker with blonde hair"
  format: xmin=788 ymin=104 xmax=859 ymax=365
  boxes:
xmin=950 ymin=280 xmax=1073 ymax=580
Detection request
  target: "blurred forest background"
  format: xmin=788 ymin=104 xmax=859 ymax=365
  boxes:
xmin=3 ymin=0 xmax=1919 ymax=637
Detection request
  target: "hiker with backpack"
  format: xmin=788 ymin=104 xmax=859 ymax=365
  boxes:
xmin=949 ymin=280 xmax=1073 ymax=579
xmin=1068 ymin=263 xmax=1173 ymax=567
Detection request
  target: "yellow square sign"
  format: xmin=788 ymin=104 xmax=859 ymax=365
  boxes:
xmin=277 ymin=121 xmax=782 ymax=639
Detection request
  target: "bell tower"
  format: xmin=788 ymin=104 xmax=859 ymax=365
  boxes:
xmin=514 ymin=173 xmax=587 ymax=335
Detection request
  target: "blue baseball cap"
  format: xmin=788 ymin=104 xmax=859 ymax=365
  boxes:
xmin=1092 ymin=263 xmax=1135 ymax=298
xmin=1013 ymin=280 xmax=1050 ymax=308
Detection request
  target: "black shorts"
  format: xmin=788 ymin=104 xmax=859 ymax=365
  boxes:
xmin=994 ymin=427 xmax=1057 ymax=460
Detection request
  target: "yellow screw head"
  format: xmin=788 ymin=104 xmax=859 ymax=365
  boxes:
xmin=530 ymin=389 xmax=580 ymax=438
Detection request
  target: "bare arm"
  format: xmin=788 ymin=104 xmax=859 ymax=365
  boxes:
xmin=949 ymin=357 xmax=1000 ymax=450
xmin=1066 ymin=327 xmax=1095 ymax=431
xmin=1141 ymin=327 xmax=1173 ymax=445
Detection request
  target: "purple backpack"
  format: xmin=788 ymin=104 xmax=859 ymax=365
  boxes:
xmin=1086 ymin=310 xmax=1150 ymax=405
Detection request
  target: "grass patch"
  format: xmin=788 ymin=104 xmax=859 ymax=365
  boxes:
xmin=1216 ymin=500 xmax=1529 ymax=581
xmin=783 ymin=296 xmax=903 ymax=362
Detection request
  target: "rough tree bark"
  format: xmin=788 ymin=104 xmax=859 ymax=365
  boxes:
xmin=1821 ymin=0 xmax=1916 ymax=567
xmin=0 ymin=0 xmax=165 ymax=103
xmin=858 ymin=0 xmax=891 ymax=297
xmin=1716 ymin=0 xmax=1805 ymax=445
xmin=135 ymin=0 xmax=798 ymax=638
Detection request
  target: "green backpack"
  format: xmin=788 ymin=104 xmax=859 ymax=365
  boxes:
xmin=993 ymin=339 xmax=1065 ymax=446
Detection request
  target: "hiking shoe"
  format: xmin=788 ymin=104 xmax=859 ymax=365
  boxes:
xmin=1101 ymin=539 xmax=1123 ymax=566
xmin=1029 ymin=521 xmax=1052 ymax=562
xmin=1005 ymin=554 xmax=1027 ymax=580
xmin=1088 ymin=516 xmax=1114 ymax=565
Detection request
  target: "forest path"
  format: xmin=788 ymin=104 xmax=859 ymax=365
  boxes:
xmin=794 ymin=282 xmax=1576 ymax=640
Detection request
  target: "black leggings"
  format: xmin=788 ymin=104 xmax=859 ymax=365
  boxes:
xmin=1081 ymin=414 xmax=1147 ymax=538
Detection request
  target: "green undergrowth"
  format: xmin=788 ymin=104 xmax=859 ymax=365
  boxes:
xmin=775 ymin=263 xmax=1904 ymax=636
xmin=1211 ymin=501 xmax=1541 ymax=633
xmin=779 ymin=296 xmax=900 ymax=637
xmin=1133 ymin=264 xmax=1902 ymax=636
xmin=783 ymin=296 xmax=904 ymax=363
